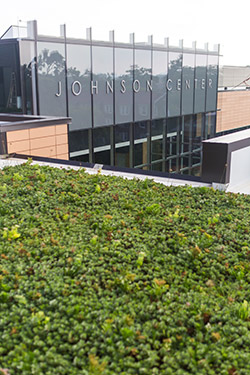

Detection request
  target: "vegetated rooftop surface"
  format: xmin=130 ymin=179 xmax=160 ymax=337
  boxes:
xmin=1 ymin=162 xmax=250 ymax=375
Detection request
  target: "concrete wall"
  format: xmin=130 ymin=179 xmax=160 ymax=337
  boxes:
xmin=6 ymin=124 xmax=68 ymax=160
xmin=216 ymin=90 xmax=250 ymax=132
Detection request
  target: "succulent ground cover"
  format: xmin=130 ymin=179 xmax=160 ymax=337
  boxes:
xmin=1 ymin=163 xmax=250 ymax=375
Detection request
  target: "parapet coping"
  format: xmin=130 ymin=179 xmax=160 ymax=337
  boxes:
xmin=0 ymin=113 xmax=71 ymax=133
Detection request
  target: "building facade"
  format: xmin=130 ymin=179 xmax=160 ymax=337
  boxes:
xmin=0 ymin=21 xmax=219 ymax=175
xmin=217 ymin=90 xmax=250 ymax=133
xmin=216 ymin=66 xmax=250 ymax=133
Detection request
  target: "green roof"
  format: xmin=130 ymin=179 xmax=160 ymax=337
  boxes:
xmin=1 ymin=162 xmax=250 ymax=375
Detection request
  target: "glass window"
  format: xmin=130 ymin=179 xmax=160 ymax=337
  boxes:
xmin=191 ymin=165 xmax=201 ymax=177
xmin=166 ymin=117 xmax=180 ymax=158
xmin=151 ymin=119 xmax=164 ymax=162
xmin=93 ymin=126 xmax=111 ymax=165
xmin=205 ymin=111 xmax=216 ymax=139
xmin=67 ymin=44 xmax=91 ymax=131
xmin=92 ymin=46 xmax=114 ymax=127
xmin=0 ymin=41 xmax=22 ymax=113
xmin=206 ymin=55 xmax=219 ymax=112
xmin=19 ymin=40 xmax=35 ymax=114
xmin=151 ymin=162 xmax=164 ymax=171
xmin=192 ymin=113 xmax=204 ymax=150
xmin=194 ymin=54 xmax=207 ymax=114
xmin=182 ymin=53 xmax=195 ymax=115
xmin=166 ymin=157 xmax=178 ymax=173
xmin=180 ymin=169 xmax=190 ymax=175
xmin=134 ymin=49 xmax=152 ymax=122
xmin=180 ymin=115 xmax=192 ymax=153
xmin=152 ymin=50 xmax=167 ymax=119
xmin=115 ymin=123 xmax=130 ymax=168
xmin=37 ymin=41 xmax=67 ymax=116
xmin=180 ymin=155 xmax=190 ymax=170
xmin=134 ymin=121 xmax=149 ymax=167
xmin=168 ymin=52 xmax=182 ymax=117
xmin=69 ymin=128 xmax=89 ymax=162
xmin=115 ymin=48 xmax=133 ymax=124
xmin=191 ymin=150 xmax=201 ymax=166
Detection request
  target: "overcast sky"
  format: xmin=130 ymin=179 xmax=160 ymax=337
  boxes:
xmin=0 ymin=0 xmax=249 ymax=66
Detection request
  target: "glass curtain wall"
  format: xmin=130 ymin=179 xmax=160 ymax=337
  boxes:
xmin=205 ymin=111 xmax=216 ymax=139
xmin=134 ymin=121 xmax=150 ymax=169
xmin=134 ymin=49 xmax=151 ymax=122
xmin=115 ymin=123 xmax=130 ymax=168
xmin=206 ymin=55 xmax=219 ymax=112
xmin=152 ymin=50 xmax=167 ymax=119
xmin=92 ymin=46 xmax=114 ymax=127
xmin=194 ymin=54 xmax=207 ymax=114
xmin=166 ymin=117 xmax=180 ymax=173
xmin=26 ymin=36 xmax=219 ymax=176
xmin=93 ymin=126 xmax=111 ymax=165
xmin=67 ymin=44 xmax=92 ymax=131
xmin=168 ymin=52 xmax=182 ymax=117
xmin=114 ymin=48 xmax=133 ymax=124
xmin=0 ymin=41 xmax=22 ymax=113
xmin=69 ymin=129 xmax=89 ymax=162
xmin=19 ymin=40 xmax=35 ymax=114
xmin=182 ymin=53 xmax=195 ymax=115
xmin=179 ymin=115 xmax=192 ymax=173
xmin=37 ymin=41 xmax=67 ymax=116
xmin=151 ymin=118 xmax=165 ymax=171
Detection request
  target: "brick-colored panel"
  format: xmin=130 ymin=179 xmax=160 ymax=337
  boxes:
xmin=56 ymin=134 xmax=68 ymax=145
xmin=31 ymin=147 xmax=57 ymax=158
xmin=8 ymin=140 xmax=30 ymax=153
xmin=6 ymin=124 xmax=69 ymax=160
xmin=7 ymin=129 xmax=29 ymax=142
xmin=57 ymin=153 xmax=69 ymax=160
xmin=216 ymin=91 xmax=250 ymax=132
xmin=56 ymin=144 xmax=68 ymax=155
xmin=55 ymin=124 xmax=68 ymax=135
xmin=29 ymin=126 xmax=56 ymax=139
xmin=30 ymin=136 xmax=56 ymax=150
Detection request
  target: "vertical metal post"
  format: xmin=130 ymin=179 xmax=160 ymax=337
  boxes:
xmin=192 ymin=41 xmax=197 ymax=116
xmin=87 ymin=27 xmax=94 ymax=163
xmin=178 ymin=39 xmax=184 ymax=173
xmin=60 ymin=24 xmax=69 ymax=118
xmin=214 ymin=44 xmax=220 ymax=137
xmin=110 ymin=30 xmax=115 ymax=166
xmin=18 ymin=42 xmax=26 ymax=114
xmin=204 ymin=42 xmax=209 ymax=142
xmin=164 ymin=37 xmax=169 ymax=172
xmin=129 ymin=32 xmax=135 ymax=168
xmin=148 ymin=35 xmax=153 ymax=169
xmin=27 ymin=20 xmax=39 ymax=115
xmin=60 ymin=24 xmax=70 ymax=160
xmin=192 ymin=41 xmax=198 ymax=172
xmin=162 ymin=118 xmax=166 ymax=172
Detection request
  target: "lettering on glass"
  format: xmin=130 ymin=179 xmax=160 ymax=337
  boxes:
xmin=166 ymin=79 xmax=173 ymax=91
xmin=55 ymin=81 xmax=62 ymax=97
xmin=71 ymin=81 xmax=82 ymax=96
xmin=55 ymin=78 xmax=215 ymax=96
xmin=120 ymin=79 xmax=126 ymax=93
xmin=185 ymin=80 xmax=191 ymax=89
xmin=133 ymin=79 xmax=140 ymax=93
xmin=146 ymin=80 xmax=152 ymax=92
xmin=91 ymin=81 xmax=98 ymax=94
xmin=106 ymin=81 xmax=113 ymax=94
xmin=177 ymin=79 xmax=181 ymax=91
